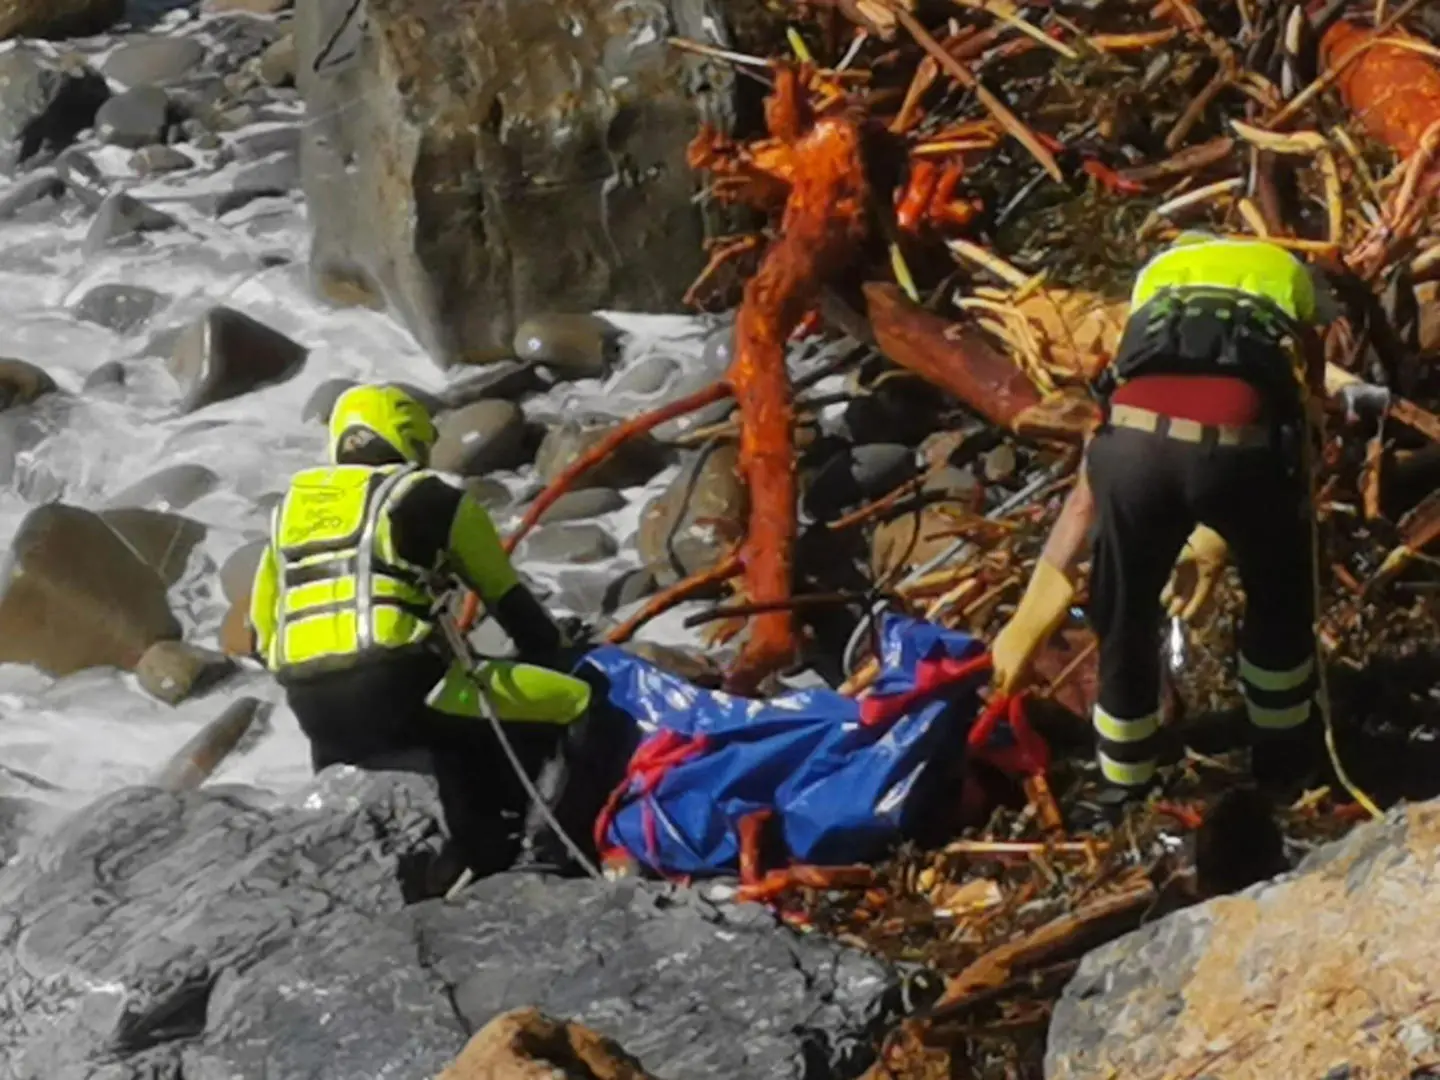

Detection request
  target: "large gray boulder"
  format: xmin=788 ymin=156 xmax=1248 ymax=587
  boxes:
xmin=293 ymin=0 xmax=738 ymax=366
xmin=0 ymin=771 xmax=900 ymax=1080
xmin=1047 ymin=798 xmax=1440 ymax=1080
xmin=0 ymin=503 xmax=183 ymax=675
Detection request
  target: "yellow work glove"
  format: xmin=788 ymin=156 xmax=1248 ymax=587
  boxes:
xmin=1161 ymin=525 xmax=1228 ymax=621
xmin=991 ymin=558 xmax=1075 ymax=695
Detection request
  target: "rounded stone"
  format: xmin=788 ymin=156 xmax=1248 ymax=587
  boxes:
xmin=219 ymin=538 xmax=267 ymax=604
xmin=73 ymin=284 xmax=165 ymax=334
xmin=512 ymin=314 xmax=618 ymax=380
xmin=519 ymin=523 xmax=617 ymax=565
xmin=102 ymin=36 xmax=207 ymax=88
xmin=136 ymin=640 xmax=236 ymax=706
xmin=609 ymin=355 xmax=678 ymax=397
xmin=0 ymin=359 xmax=57 ymax=410
xmin=300 ymin=377 xmax=357 ymax=424
xmin=430 ymin=400 xmax=529 ymax=476
xmin=532 ymin=487 xmax=626 ymax=525
xmin=107 ymin=463 xmax=221 ymax=513
xmin=94 ymin=86 xmax=170 ymax=149
xmin=603 ymin=568 xmax=657 ymax=613
xmin=534 ymin=417 xmax=667 ymax=491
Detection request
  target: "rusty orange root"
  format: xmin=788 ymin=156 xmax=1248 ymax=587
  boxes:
xmin=734 ymin=864 xmax=877 ymax=905
xmin=1321 ymin=20 xmax=1440 ymax=159
xmin=722 ymin=66 xmax=869 ymax=694
xmin=454 ymin=380 xmax=733 ymax=633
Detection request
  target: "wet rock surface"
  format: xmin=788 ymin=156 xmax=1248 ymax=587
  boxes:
xmin=0 ymin=503 xmax=182 ymax=675
xmin=439 ymin=1008 xmax=656 ymax=1080
xmin=0 ymin=772 xmax=899 ymax=1080
xmin=95 ymin=86 xmax=172 ymax=149
xmin=1047 ymin=799 xmax=1440 ymax=1080
xmin=536 ymin=416 xmax=669 ymax=491
xmin=84 ymin=192 xmax=178 ymax=253
xmin=99 ymin=506 xmax=206 ymax=586
xmin=169 ymin=305 xmax=309 ymax=412
xmin=293 ymin=0 xmax=737 ymax=365
xmin=101 ymin=34 xmax=207 ymax=87
xmin=73 ymin=283 xmax=166 ymax=333
xmin=136 ymin=639 xmax=236 ymax=705
xmin=0 ymin=358 xmax=57 ymax=409
xmin=0 ymin=46 xmax=109 ymax=170
xmin=520 ymin=522 xmax=618 ymax=564
xmin=0 ymin=0 xmax=123 ymax=40
xmin=532 ymin=486 xmax=626 ymax=524
xmin=514 ymin=313 xmax=620 ymax=380
xmin=0 ymin=171 xmax=64 ymax=220
xmin=107 ymin=462 xmax=221 ymax=512
xmin=220 ymin=537 xmax=267 ymax=602
xmin=638 ymin=441 xmax=746 ymax=585
xmin=431 ymin=399 xmax=530 ymax=476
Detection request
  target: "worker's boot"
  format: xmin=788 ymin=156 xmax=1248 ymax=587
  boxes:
xmin=1250 ymin=720 xmax=1326 ymax=796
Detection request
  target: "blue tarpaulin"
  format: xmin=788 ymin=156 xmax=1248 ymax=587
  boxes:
xmin=580 ymin=614 xmax=992 ymax=878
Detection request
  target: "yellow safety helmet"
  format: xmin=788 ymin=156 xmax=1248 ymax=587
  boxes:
xmin=327 ymin=384 xmax=438 ymax=466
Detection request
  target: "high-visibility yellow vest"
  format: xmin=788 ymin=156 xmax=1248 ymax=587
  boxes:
xmin=1130 ymin=235 xmax=1318 ymax=324
xmin=264 ymin=464 xmax=436 ymax=676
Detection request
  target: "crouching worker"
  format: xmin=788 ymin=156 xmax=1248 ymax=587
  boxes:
xmin=247 ymin=384 xmax=626 ymax=882
xmin=989 ymin=233 xmax=1338 ymax=806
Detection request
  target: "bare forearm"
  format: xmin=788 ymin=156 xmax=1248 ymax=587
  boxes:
xmin=1039 ymin=464 xmax=1096 ymax=579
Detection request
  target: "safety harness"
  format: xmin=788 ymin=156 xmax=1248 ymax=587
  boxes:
xmin=1093 ymin=286 xmax=1308 ymax=425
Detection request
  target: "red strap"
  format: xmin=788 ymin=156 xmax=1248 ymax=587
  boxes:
xmin=593 ymin=728 xmax=710 ymax=868
xmin=858 ymin=651 xmax=993 ymax=728
xmin=968 ymin=691 xmax=1050 ymax=776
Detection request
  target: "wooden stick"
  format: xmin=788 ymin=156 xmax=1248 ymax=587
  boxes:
xmin=605 ymin=553 xmax=742 ymax=645
xmin=933 ymin=874 xmax=1157 ymax=1010
xmin=455 ymin=380 xmax=732 ymax=633
xmin=943 ymin=839 xmax=1104 ymax=857
xmin=888 ymin=3 xmax=1064 ymax=183
xmin=508 ymin=380 xmax=732 ymax=553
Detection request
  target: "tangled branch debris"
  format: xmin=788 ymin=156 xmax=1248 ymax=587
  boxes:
xmin=477 ymin=3 xmax=1440 ymax=1073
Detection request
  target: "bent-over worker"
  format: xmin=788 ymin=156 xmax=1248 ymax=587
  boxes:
xmin=990 ymin=233 xmax=1339 ymax=802
xmin=248 ymin=384 xmax=606 ymax=879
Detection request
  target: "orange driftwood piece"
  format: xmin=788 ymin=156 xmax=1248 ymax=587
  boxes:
xmin=693 ymin=65 xmax=870 ymax=693
xmin=1320 ymin=20 xmax=1440 ymax=159
xmin=454 ymin=381 xmax=733 ymax=632
xmin=863 ymin=283 xmax=1099 ymax=442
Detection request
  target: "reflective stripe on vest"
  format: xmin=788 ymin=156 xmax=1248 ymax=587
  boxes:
xmin=1129 ymin=237 xmax=1317 ymax=324
xmin=271 ymin=464 xmax=435 ymax=672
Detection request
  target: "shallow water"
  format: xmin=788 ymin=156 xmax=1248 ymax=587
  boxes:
xmin=0 ymin=116 xmax=724 ymax=825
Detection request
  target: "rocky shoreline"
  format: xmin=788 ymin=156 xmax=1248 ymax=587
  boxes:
xmin=0 ymin=769 xmax=904 ymax=1079
xmin=0 ymin=0 xmax=911 ymax=1075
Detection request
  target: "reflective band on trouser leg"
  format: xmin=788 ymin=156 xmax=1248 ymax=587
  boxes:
xmin=1240 ymin=654 xmax=1315 ymax=731
xmin=1093 ymin=704 xmax=1159 ymax=787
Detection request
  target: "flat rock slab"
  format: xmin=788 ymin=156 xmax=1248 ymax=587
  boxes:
xmin=0 ymin=771 xmax=898 ymax=1080
xmin=1047 ymin=798 xmax=1440 ymax=1080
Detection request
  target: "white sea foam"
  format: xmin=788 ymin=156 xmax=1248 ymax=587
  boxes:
xmin=0 ymin=156 xmax=721 ymax=817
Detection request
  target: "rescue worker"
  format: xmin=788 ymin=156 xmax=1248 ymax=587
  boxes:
xmin=248 ymin=383 xmax=602 ymax=880
xmin=989 ymin=233 xmax=1339 ymax=802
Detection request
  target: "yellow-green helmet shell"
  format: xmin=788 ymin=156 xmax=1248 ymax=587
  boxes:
xmin=327 ymin=384 xmax=438 ymax=466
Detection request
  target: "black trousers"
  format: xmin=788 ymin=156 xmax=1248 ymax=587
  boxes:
xmin=1086 ymin=424 xmax=1318 ymax=788
xmin=285 ymin=653 xmax=564 ymax=877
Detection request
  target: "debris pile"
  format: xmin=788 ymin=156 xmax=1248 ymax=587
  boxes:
xmin=469 ymin=1 xmax=1440 ymax=1074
